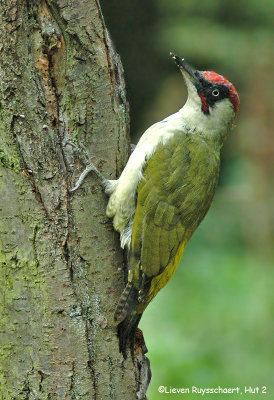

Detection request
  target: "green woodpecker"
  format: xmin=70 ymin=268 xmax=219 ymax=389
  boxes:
xmin=72 ymin=54 xmax=240 ymax=357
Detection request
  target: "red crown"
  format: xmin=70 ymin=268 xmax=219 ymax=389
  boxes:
xmin=202 ymin=71 xmax=240 ymax=120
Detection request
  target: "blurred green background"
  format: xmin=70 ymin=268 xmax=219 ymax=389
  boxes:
xmin=101 ymin=1 xmax=274 ymax=399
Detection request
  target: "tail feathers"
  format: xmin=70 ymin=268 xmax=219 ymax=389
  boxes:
xmin=114 ymin=281 xmax=143 ymax=358
xmin=117 ymin=312 xmax=142 ymax=359
xmin=114 ymin=281 xmax=138 ymax=324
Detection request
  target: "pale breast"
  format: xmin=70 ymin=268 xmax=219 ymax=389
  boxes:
xmin=106 ymin=111 xmax=187 ymax=247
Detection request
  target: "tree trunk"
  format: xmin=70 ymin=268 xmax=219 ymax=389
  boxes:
xmin=0 ymin=1 xmax=150 ymax=399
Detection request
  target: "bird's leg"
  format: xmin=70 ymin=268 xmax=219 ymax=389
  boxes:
xmin=65 ymin=142 xmax=108 ymax=193
xmin=70 ymin=162 xmax=107 ymax=193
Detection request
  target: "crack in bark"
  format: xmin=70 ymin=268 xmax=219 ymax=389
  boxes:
xmin=20 ymin=367 xmax=34 ymax=400
xmin=108 ymin=355 xmax=115 ymax=400
xmin=37 ymin=370 xmax=44 ymax=392
xmin=69 ymin=361 xmax=75 ymax=398
xmin=32 ymin=225 xmax=40 ymax=269
xmin=10 ymin=114 xmax=49 ymax=216
xmin=39 ymin=0 xmax=68 ymax=176
xmin=93 ymin=0 xmax=120 ymax=109
xmin=47 ymin=0 xmax=98 ymax=58
xmin=87 ymin=321 xmax=98 ymax=400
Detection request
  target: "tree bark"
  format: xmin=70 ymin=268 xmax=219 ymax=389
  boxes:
xmin=0 ymin=1 xmax=150 ymax=399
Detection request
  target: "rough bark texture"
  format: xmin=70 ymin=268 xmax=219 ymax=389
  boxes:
xmin=0 ymin=1 xmax=150 ymax=399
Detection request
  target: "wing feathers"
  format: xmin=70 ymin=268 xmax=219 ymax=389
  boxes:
xmin=141 ymin=220 xmax=161 ymax=277
xmin=129 ymin=134 xmax=219 ymax=286
xmin=159 ymin=228 xmax=171 ymax=268
xmin=154 ymin=201 xmax=168 ymax=226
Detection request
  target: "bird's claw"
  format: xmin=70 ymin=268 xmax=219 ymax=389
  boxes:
xmin=65 ymin=141 xmax=108 ymax=193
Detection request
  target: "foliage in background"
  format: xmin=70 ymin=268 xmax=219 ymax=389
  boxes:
xmin=102 ymin=1 xmax=274 ymax=398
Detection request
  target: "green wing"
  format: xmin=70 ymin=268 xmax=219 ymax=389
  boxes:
xmin=129 ymin=133 xmax=219 ymax=283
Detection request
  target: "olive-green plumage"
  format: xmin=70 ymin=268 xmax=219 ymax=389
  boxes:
xmin=112 ymin=55 xmax=239 ymax=357
xmin=115 ymin=132 xmax=220 ymax=355
xmin=132 ymin=133 xmax=219 ymax=281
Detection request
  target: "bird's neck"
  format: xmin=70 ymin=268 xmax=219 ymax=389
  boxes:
xmin=178 ymin=98 xmax=234 ymax=148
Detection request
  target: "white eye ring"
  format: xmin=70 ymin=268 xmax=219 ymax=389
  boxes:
xmin=212 ymin=89 xmax=220 ymax=97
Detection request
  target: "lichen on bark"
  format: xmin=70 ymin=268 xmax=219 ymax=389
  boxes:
xmin=0 ymin=1 xmax=150 ymax=398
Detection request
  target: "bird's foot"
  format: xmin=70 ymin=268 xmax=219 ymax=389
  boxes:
xmin=65 ymin=141 xmax=108 ymax=193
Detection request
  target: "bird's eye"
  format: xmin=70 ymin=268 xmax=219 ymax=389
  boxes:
xmin=212 ymin=89 xmax=220 ymax=97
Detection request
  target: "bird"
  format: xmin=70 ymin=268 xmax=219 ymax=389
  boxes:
xmin=71 ymin=53 xmax=240 ymax=358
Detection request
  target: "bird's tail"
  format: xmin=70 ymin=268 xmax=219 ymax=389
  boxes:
xmin=117 ymin=311 xmax=142 ymax=358
xmin=114 ymin=282 xmax=142 ymax=358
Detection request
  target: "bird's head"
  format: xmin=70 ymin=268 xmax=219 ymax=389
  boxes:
xmin=171 ymin=53 xmax=240 ymax=142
